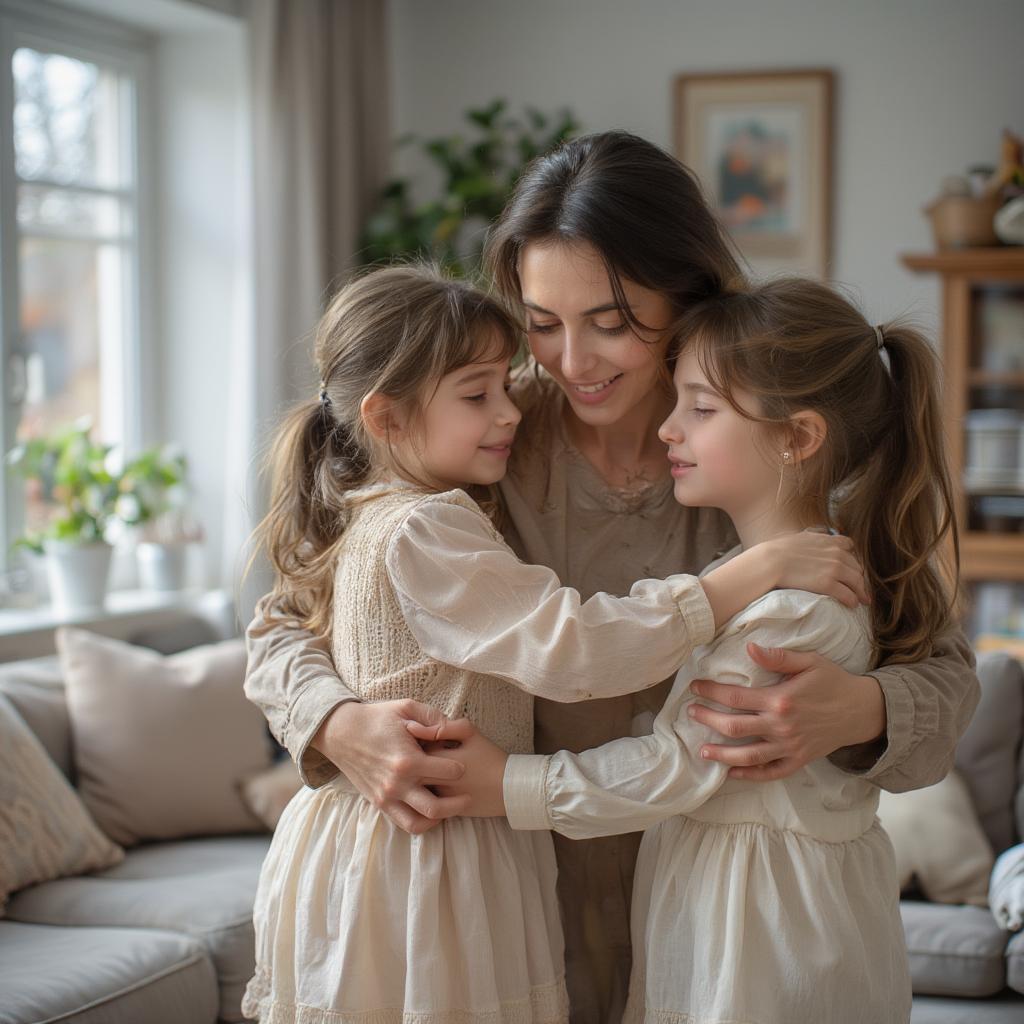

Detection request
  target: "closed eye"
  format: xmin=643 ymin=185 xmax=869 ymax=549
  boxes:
xmin=527 ymin=321 xmax=559 ymax=334
xmin=464 ymin=393 xmax=487 ymax=403
xmin=693 ymin=407 xmax=715 ymax=418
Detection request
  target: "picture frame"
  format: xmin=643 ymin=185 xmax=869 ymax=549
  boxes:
xmin=674 ymin=69 xmax=834 ymax=279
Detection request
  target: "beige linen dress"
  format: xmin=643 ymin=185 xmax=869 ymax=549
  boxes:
xmin=243 ymin=371 xmax=978 ymax=1024
xmin=242 ymin=483 xmax=720 ymax=1024
xmin=505 ymin=564 xmax=912 ymax=1024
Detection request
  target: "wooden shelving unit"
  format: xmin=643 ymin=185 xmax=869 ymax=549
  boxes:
xmin=903 ymin=248 xmax=1024 ymax=585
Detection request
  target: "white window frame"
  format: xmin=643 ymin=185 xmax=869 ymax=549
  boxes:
xmin=0 ymin=0 xmax=156 ymax=574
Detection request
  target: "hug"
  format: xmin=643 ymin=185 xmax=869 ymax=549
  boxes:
xmin=241 ymin=131 xmax=978 ymax=1024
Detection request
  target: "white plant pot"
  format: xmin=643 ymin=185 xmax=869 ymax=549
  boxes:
xmin=43 ymin=539 xmax=114 ymax=615
xmin=136 ymin=541 xmax=189 ymax=591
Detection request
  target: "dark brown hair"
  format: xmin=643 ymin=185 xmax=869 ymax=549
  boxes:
xmin=484 ymin=130 xmax=744 ymax=331
xmin=676 ymin=277 xmax=959 ymax=666
xmin=245 ymin=263 xmax=522 ymax=639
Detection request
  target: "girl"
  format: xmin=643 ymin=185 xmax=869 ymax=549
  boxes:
xmin=243 ymin=132 xmax=978 ymax=1022
xmin=239 ymin=265 xmax=865 ymax=1024
xmin=418 ymin=277 xmax=960 ymax=1023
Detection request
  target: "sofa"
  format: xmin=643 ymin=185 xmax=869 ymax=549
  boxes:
xmin=0 ymin=611 xmax=273 ymax=1024
xmin=0 ymin=619 xmax=1021 ymax=1024
xmin=905 ymin=650 xmax=1024 ymax=1023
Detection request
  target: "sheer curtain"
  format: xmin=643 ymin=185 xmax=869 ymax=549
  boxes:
xmin=223 ymin=0 xmax=391 ymax=626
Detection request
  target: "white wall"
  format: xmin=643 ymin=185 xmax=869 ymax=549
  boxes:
xmin=389 ymin=0 xmax=1024 ymax=331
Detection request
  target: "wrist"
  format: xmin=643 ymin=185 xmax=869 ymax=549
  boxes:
xmin=312 ymin=699 xmax=360 ymax=756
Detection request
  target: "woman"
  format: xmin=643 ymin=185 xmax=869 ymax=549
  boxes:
xmin=244 ymin=130 xmax=979 ymax=1024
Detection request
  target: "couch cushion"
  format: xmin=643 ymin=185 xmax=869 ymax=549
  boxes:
xmin=902 ymin=901 xmax=1009 ymax=997
xmin=955 ymin=652 xmax=1024 ymax=855
xmin=5 ymin=834 xmax=271 ymax=1022
xmin=0 ymin=920 xmax=218 ymax=1024
xmin=1008 ymin=929 xmax=1024 ymax=996
xmin=0 ymin=694 xmax=123 ymax=916
xmin=911 ymin=992 xmax=1024 ymax=1023
xmin=55 ymin=627 xmax=272 ymax=846
xmin=0 ymin=654 xmax=72 ymax=779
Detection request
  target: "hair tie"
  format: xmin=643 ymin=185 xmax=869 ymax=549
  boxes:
xmin=873 ymin=325 xmax=885 ymax=351
xmin=318 ymin=380 xmax=331 ymax=407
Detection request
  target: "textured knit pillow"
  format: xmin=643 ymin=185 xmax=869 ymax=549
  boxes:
xmin=877 ymin=769 xmax=994 ymax=906
xmin=55 ymin=626 xmax=272 ymax=846
xmin=0 ymin=695 xmax=123 ymax=915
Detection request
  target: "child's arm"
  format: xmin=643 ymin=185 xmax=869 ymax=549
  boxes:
xmin=386 ymin=496 xmax=866 ymax=703
xmin=488 ymin=593 xmax=872 ymax=839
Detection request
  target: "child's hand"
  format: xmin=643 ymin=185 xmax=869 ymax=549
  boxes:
xmin=406 ymin=719 xmax=510 ymax=818
xmin=761 ymin=531 xmax=869 ymax=608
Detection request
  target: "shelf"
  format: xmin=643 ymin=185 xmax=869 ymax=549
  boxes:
xmin=903 ymin=249 xmax=1024 ymax=275
xmin=959 ymin=533 xmax=1024 ymax=581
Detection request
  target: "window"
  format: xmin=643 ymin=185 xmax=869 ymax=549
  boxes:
xmin=0 ymin=1 xmax=152 ymax=572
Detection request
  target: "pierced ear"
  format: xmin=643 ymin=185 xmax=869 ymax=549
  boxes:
xmin=360 ymin=392 xmax=405 ymax=442
xmin=787 ymin=410 xmax=827 ymax=463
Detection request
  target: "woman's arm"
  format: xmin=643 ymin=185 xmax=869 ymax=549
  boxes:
xmin=244 ymin=594 xmax=472 ymax=833
xmin=387 ymin=498 xmax=867 ymax=702
xmin=427 ymin=592 xmax=870 ymax=838
xmin=688 ymin=620 xmax=980 ymax=793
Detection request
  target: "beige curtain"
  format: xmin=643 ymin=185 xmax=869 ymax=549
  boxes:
xmin=225 ymin=0 xmax=391 ymax=625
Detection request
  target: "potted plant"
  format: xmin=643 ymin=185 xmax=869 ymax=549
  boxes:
xmin=361 ymin=99 xmax=580 ymax=274
xmin=115 ymin=444 xmax=203 ymax=591
xmin=5 ymin=418 xmax=121 ymax=614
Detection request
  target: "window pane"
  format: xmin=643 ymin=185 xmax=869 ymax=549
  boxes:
xmin=17 ymin=182 xmax=131 ymax=238
xmin=12 ymin=47 xmax=128 ymax=189
xmin=16 ymin=235 xmax=126 ymax=450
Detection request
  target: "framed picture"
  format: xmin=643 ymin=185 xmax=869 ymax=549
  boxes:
xmin=674 ymin=69 xmax=834 ymax=278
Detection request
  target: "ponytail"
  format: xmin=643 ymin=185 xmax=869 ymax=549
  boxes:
xmin=837 ymin=323 xmax=960 ymax=664
xmin=243 ymin=396 xmax=374 ymax=640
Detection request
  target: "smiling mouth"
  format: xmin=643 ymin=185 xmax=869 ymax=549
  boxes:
xmin=571 ymin=373 xmax=623 ymax=394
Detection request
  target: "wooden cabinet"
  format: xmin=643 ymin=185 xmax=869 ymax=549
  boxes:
xmin=902 ymin=250 xmax=1024 ymax=598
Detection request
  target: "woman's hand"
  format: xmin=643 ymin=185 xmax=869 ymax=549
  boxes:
xmin=312 ymin=700 xmax=476 ymax=834
xmin=689 ymin=643 xmax=887 ymax=781
xmin=406 ymin=719 xmax=510 ymax=818
xmin=761 ymin=531 xmax=870 ymax=608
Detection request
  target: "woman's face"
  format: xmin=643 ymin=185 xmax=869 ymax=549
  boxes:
xmin=518 ymin=241 xmax=674 ymax=428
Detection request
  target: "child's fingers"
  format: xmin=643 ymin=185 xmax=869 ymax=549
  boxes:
xmin=697 ymin=739 xmax=785 ymax=766
xmin=406 ymin=717 xmax=476 ymax=743
xmin=403 ymin=786 xmax=471 ymax=821
xmin=409 ymin=750 xmax=466 ymax=781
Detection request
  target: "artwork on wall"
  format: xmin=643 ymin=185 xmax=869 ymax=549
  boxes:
xmin=674 ymin=69 xmax=833 ymax=278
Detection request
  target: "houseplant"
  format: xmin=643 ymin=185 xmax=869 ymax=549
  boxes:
xmin=115 ymin=444 xmax=203 ymax=590
xmin=360 ymin=99 xmax=579 ymax=275
xmin=5 ymin=418 xmax=120 ymax=613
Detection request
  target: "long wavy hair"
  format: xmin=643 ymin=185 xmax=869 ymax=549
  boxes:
xmin=675 ymin=277 xmax=959 ymax=666
xmin=244 ymin=264 xmax=522 ymax=640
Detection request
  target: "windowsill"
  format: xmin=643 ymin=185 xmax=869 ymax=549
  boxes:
xmin=0 ymin=586 xmax=236 ymax=661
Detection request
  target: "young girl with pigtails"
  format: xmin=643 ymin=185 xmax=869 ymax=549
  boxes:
xmin=418 ymin=277 xmax=961 ymax=1024
xmin=239 ymin=264 xmax=866 ymax=1024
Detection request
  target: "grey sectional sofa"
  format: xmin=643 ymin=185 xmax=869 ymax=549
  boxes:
xmin=907 ymin=651 xmax=1024 ymax=1023
xmin=0 ymin=612 xmax=270 ymax=1024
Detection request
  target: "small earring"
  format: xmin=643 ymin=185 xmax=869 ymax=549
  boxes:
xmin=780 ymin=451 xmax=792 ymax=465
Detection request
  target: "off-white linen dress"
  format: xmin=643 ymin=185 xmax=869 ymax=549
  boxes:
xmin=504 ymin=558 xmax=913 ymax=1024
xmin=242 ymin=485 xmax=721 ymax=1024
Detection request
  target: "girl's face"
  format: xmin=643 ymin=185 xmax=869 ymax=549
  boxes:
xmin=658 ymin=350 xmax=782 ymax=524
xmin=518 ymin=241 xmax=674 ymax=427
xmin=401 ymin=340 xmax=522 ymax=490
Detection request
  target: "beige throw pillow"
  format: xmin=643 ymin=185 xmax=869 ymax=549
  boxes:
xmin=55 ymin=627 xmax=272 ymax=846
xmin=241 ymin=758 xmax=305 ymax=830
xmin=0 ymin=696 xmax=123 ymax=915
xmin=877 ymin=769 xmax=994 ymax=907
